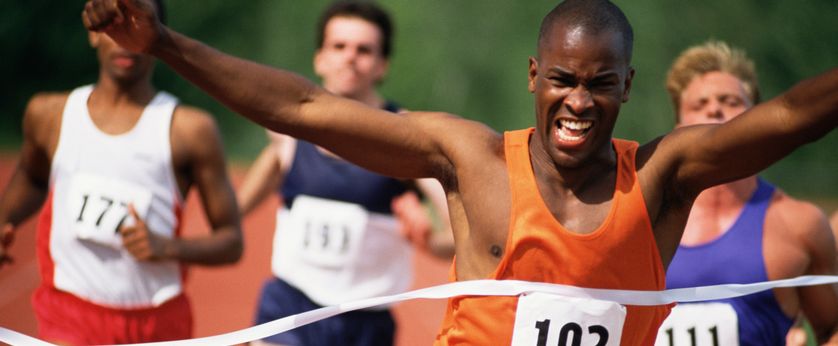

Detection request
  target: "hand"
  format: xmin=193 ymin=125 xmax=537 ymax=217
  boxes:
xmin=785 ymin=326 xmax=807 ymax=346
xmin=392 ymin=191 xmax=431 ymax=249
xmin=0 ymin=224 xmax=14 ymax=268
xmin=82 ymin=0 xmax=162 ymax=53
xmin=119 ymin=204 xmax=171 ymax=261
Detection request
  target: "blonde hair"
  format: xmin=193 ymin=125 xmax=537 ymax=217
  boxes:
xmin=665 ymin=40 xmax=759 ymax=118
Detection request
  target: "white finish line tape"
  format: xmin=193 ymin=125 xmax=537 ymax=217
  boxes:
xmin=2 ymin=275 xmax=836 ymax=345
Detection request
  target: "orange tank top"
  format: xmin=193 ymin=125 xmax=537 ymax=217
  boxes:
xmin=435 ymin=128 xmax=671 ymax=345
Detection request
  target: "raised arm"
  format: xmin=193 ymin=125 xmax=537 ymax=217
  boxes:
xmin=661 ymin=68 xmax=838 ymax=196
xmin=82 ymin=0 xmax=452 ymax=181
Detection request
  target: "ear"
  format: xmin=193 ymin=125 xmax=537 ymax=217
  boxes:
xmin=621 ymin=66 xmax=635 ymax=103
xmin=313 ymin=49 xmax=325 ymax=78
xmin=88 ymin=31 xmax=100 ymax=48
xmin=373 ymin=58 xmax=390 ymax=84
xmin=528 ymin=57 xmax=538 ymax=93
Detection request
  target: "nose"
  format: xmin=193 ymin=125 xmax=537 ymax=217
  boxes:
xmin=565 ymin=85 xmax=594 ymax=115
xmin=342 ymin=47 xmax=359 ymax=63
xmin=706 ymin=100 xmax=724 ymax=120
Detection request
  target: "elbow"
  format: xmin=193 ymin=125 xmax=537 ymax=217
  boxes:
xmin=226 ymin=232 xmax=244 ymax=263
xmin=217 ymin=229 xmax=244 ymax=264
xmin=777 ymin=93 xmax=838 ymax=143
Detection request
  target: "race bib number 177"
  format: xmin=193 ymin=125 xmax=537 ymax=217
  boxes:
xmin=511 ymin=293 xmax=626 ymax=346
xmin=67 ymin=173 xmax=153 ymax=249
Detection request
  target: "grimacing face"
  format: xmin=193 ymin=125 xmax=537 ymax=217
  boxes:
xmin=314 ymin=16 xmax=389 ymax=99
xmin=528 ymin=24 xmax=634 ymax=168
xmin=89 ymin=32 xmax=155 ymax=85
xmin=677 ymin=71 xmax=752 ymax=127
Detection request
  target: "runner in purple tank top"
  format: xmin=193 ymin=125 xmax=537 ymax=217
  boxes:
xmin=661 ymin=40 xmax=838 ymax=346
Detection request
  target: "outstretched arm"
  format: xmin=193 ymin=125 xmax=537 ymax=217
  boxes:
xmin=82 ymin=0 xmax=452 ymax=181
xmin=660 ymin=68 xmax=838 ymax=197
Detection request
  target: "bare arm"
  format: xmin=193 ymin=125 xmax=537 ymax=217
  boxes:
xmin=122 ymin=108 xmax=243 ymax=265
xmin=790 ymin=203 xmax=838 ymax=344
xmin=0 ymin=94 xmax=61 ymax=267
xmin=237 ymin=144 xmax=282 ymax=216
xmin=178 ymin=109 xmax=243 ymax=264
xmin=659 ymin=68 xmax=838 ymax=197
xmin=416 ymin=178 xmax=455 ymax=259
xmin=82 ymin=0 xmax=453 ymax=181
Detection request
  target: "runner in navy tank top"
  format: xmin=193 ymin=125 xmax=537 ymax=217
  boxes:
xmin=281 ymin=102 xmax=406 ymax=215
xmin=235 ymin=3 xmax=453 ymax=345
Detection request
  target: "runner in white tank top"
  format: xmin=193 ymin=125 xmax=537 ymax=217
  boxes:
xmin=0 ymin=6 xmax=242 ymax=343
xmin=48 ymin=84 xmax=184 ymax=307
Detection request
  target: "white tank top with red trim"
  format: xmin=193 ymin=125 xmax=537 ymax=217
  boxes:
xmin=45 ymin=84 xmax=183 ymax=308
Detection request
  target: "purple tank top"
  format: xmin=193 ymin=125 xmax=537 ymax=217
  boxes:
xmin=666 ymin=179 xmax=793 ymax=346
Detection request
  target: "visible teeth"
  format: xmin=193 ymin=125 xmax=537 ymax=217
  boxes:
xmin=559 ymin=119 xmax=592 ymax=130
xmin=558 ymin=129 xmax=584 ymax=141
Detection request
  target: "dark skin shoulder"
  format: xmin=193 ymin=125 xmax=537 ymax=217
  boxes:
xmin=635 ymin=132 xmax=697 ymax=268
xmin=0 ymin=91 xmax=68 ymax=267
xmin=23 ymin=92 xmax=68 ymax=167
xmin=434 ymin=115 xmax=511 ymax=280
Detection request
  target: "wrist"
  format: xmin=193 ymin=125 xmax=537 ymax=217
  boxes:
xmin=159 ymin=237 xmax=180 ymax=261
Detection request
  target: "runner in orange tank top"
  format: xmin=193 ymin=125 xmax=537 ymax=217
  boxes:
xmin=82 ymin=0 xmax=838 ymax=345
xmin=436 ymin=130 xmax=670 ymax=345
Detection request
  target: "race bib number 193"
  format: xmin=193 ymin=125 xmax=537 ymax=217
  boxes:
xmin=286 ymin=195 xmax=369 ymax=268
xmin=67 ymin=173 xmax=153 ymax=249
xmin=511 ymin=293 xmax=626 ymax=346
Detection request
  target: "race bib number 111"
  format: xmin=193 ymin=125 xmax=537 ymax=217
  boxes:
xmin=511 ymin=293 xmax=626 ymax=346
xmin=654 ymin=303 xmax=739 ymax=346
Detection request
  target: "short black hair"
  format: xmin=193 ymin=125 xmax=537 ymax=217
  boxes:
xmin=316 ymin=1 xmax=393 ymax=58
xmin=538 ymin=0 xmax=633 ymax=62
xmin=154 ymin=0 xmax=166 ymax=25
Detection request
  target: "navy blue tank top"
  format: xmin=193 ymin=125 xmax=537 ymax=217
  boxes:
xmin=666 ymin=179 xmax=794 ymax=346
xmin=280 ymin=101 xmax=408 ymax=215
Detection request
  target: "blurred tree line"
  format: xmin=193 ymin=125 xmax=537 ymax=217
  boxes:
xmin=1 ymin=0 xmax=836 ymax=198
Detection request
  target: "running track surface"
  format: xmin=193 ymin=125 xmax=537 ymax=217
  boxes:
xmin=0 ymin=154 xmax=452 ymax=346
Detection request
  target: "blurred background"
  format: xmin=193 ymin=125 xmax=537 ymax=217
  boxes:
xmin=1 ymin=0 xmax=836 ymax=201
xmin=0 ymin=1 xmax=836 ymax=344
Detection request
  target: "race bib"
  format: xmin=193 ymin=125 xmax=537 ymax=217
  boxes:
xmin=511 ymin=293 xmax=626 ymax=346
xmin=67 ymin=173 xmax=153 ymax=248
xmin=654 ymin=303 xmax=738 ymax=346
xmin=286 ymin=195 xmax=369 ymax=268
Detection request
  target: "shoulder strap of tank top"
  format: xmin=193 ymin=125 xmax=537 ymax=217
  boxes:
xmin=59 ymin=85 xmax=95 ymax=136
xmin=504 ymin=128 xmax=536 ymax=204
xmin=383 ymin=100 xmax=400 ymax=113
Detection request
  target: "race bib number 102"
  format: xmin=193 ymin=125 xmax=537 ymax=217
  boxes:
xmin=511 ymin=293 xmax=626 ymax=346
xmin=67 ymin=173 xmax=153 ymax=249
